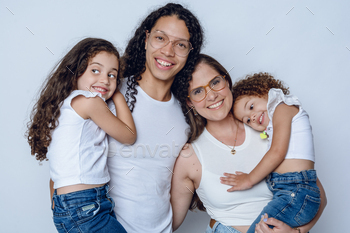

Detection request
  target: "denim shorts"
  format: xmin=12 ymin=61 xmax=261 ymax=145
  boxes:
xmin=205 ymin=222 xmax=242 ymax=233
xmin=52 ymin=183 xmax=126 ymax=233
xmin=247 ymin=170 xmax=320 ymax=233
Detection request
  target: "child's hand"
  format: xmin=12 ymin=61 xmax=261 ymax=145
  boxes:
xmin=220 ymin=172 xmax=253 ymax=192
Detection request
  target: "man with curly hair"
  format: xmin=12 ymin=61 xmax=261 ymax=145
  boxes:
xmin=107 ymin=3 xmax=204 ymax=232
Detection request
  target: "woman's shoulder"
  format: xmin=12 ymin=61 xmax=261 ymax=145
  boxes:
xmin=178 ymin=143 xmax=197 ymax=160
xmin=176 ymin=143 xmax=202 ymax=167
xmin=175 ymin=143 xmax=202 ymax=185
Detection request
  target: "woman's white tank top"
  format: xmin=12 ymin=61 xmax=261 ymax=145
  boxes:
xmin=193 ymin=125 xmax=273 ymax=226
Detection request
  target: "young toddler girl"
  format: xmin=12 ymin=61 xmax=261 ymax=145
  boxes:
xmin=27 ymin=38 xmax=136 ymax=233
xmin=230 ymin=73 xmax=320 ymax=233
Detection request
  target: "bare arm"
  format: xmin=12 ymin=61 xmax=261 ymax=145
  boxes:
xmin=171 ymin=145 xmax=196 ymax=231
xmin=256 ymin=179 xmax=327 ymax=233
xmin=112 ymin=91 xmax=136 ymax=140
xmin=227 ymin=104 xmax=298 ymax=191
xmin=71 ymin=94 xmax=137 ymax=145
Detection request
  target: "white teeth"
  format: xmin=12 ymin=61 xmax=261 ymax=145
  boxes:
xmin=259 ymin=113 xmax=263 ymax=124
xmin=156 ymin=59 xmax=172 ymax=67
xmin=208 ymin=100 xmax=223 ymax=109
xmin=93 ymin=87 xmax=107 ymax=92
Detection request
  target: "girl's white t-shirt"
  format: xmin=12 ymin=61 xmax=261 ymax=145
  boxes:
xmin=48 ymin=90 xmax=110 ymax=189
xmin=107 ymin=82 xmax=188 ymax=233
xmin=266 ymin=88 xmax=315 ymax=162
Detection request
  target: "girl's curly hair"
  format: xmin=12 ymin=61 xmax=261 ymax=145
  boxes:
xmin=121 ymin=3 xmax=204 ymax=112
xmin=26 ymin=38 xmax=120 ymax=162
xmin=232 ymin=72 xmax=289 ymax=103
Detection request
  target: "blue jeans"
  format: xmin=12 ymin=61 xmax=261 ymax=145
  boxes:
xmin=205 ymin=222 xmax=242 ymax=233
xmin=247 ymin=170 xmax=320 ymax=233
xmin=52 ymin=184 xmax=127 ymax=233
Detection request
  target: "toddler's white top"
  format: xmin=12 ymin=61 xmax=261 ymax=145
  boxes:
xmin=193 ymin=125 xmax=273 ymax=226
xmin=47 ymin=90 xmax=110 ymax=189
xmin=266 ymin=88 xmax=315 ymax=162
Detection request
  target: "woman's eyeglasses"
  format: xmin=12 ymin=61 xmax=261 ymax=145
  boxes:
xmin=188 ymin=75 xmax=227 ymax=102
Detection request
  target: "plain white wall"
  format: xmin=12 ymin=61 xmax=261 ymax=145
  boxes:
xmin=1 ymin=0 xmax=349 ymax=232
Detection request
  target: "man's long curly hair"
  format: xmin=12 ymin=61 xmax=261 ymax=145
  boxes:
xmin=177 ymin=54 xmax=233 ymax=212
xmin=121 ymin=3 xmax=204 ymax=112
xmin=26 ymin=38 xmax=120 ymax=162
xmin=232 ymin=72 xmax=289 ymax=103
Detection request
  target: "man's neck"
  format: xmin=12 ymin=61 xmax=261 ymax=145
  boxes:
xmin=138 ymin=73 xmax=174 ymax=102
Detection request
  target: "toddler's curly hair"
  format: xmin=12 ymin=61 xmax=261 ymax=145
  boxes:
xmin=232 ymin=72 xmax=289 ymax=102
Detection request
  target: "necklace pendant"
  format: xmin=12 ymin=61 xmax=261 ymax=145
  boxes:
xmin=231 ymin=149 xmax=236 ymax=155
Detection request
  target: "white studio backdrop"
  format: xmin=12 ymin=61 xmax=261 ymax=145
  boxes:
xmin=1 ymin=0 xmax=349 ymax=232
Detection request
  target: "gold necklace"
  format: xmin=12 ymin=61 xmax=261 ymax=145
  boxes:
xmin=221 ymin=119 xmax=239 ymax=155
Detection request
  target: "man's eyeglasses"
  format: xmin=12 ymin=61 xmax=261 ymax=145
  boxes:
xmin=147 ymin=30 xmax=193 ymax=57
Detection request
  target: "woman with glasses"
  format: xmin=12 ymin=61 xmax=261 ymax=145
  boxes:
xmin=171 ymin=54 xmax=326 ymax=233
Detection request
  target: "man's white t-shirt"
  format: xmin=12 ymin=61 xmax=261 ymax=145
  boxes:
xmin=107 ymin=82 xmax=188 ymax=233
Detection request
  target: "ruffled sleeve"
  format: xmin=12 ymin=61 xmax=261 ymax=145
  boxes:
xmin=63 ymin=90 xmax=106 ymax=112
xmin=267 ymin=88 xmax=301 ymax=121
xmin=71 ymin=90 xmax=105 ymax=101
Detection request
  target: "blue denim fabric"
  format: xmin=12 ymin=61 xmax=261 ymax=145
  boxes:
xmin=205 ymin=222 xmax=242 ymax=233
xmin=52 ymin=184 xmax=127 ymax=233
xmin=247 ymin=170 xmax=320 ymax=233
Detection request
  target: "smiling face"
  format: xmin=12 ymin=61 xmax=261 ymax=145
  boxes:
xmin=143 ymin=15 xmax=190 ymax=85
xmin=77 ymin=51 xmax=119 ymax=101
xmin=187 ymin=63 xmax=233 ymax=122
xmin=233 ymin=95 xmax=270 ymax=131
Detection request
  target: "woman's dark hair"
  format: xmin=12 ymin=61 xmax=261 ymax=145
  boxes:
xmin=27 ymin=38 xmax=120 ymax=161
xmin=121 ymin=3 xmax=204 ymax=112
xmin=177 ymin=54 xmax=233 ymax=212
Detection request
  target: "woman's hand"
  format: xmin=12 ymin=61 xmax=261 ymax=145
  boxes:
xmin=254 ymin=214 xmax=299 ymax=233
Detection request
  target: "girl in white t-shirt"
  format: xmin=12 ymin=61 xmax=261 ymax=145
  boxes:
xmin=231 ymin=73 xmax=320 ymax=233
xmin=27 ymin=38 xmax=136 ymax=233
